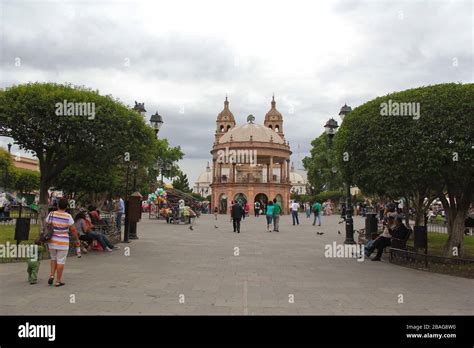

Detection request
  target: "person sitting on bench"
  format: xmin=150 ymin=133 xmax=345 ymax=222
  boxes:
xmin=368 ymin=215 xmax=410 ymax=261
xmin=75 ymin=211 xmax=116 ymax=252
xmin=367 ymin=214 xmax=395 ymax=261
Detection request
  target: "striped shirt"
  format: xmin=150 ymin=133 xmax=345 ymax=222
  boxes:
xmin=47 ymin=211 xmax=74 ymax=250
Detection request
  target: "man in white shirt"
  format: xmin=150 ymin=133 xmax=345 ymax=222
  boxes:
xmin=291 ymin=201 xmax=300 ymax=225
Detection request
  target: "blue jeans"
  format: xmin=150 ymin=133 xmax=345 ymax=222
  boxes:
xmin=291 ymin=211 xmax=299 ymax=225
xmin=306 ymin=209 xmax=311 ymax=218
xmin=266 ymin=215 xmax=273 ymax=226
xmin=115 ymin=212 xmax=123 ymax=232
xmin=313 ymin=212 xmax=321 ymax=225
xmin=89 ymin=232 xmax=114 ymax=250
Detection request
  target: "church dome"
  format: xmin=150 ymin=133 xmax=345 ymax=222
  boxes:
xmin=289 ymin=171 xmax=305 ymax=184
xmin=219 ymin=123 xmax=285 ymax=144
xmin=196 ymin=162 xmax=212 ymax=183
xmin=196 ymin=170 xmax=212 ymax=184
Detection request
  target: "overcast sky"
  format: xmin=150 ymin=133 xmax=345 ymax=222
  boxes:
xmin=1 ymin=0 xmax=472 ymax=184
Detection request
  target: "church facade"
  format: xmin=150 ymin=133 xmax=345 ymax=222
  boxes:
xmin=209 ymin=96 xmax=292 ymax=214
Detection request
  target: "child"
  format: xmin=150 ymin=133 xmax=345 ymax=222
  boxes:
xmin=27 ymin=242 xmax=45 ymax=285
xmin=214 ymin=206 xmax=218 ymax=220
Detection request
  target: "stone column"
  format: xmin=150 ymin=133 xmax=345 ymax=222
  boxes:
xmin=212 ymin=159 xmax=217 ymax=182
xmin=280 ymin=163 xmax=284 ymax=183
xmin=269 ymin=156 xmax=274 ymax=183
xmin=231 ymin=163 xmax=236 ymax=183
xmin=286 ymin=159 xmax=290 ymax=183
xmin=266 ymin=163 xmax=270 ymax=183
xmin=219 ymin=163 xmax=222 ymax=183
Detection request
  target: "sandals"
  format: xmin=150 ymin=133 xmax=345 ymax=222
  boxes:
xmin=55 ymin=282 xmax=66 ymax=287
xmin=48 ymin=276 xmax=54 ymax=285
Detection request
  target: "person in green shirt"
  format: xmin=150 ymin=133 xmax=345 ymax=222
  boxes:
xmin=312 ymin=201 xmax=322 ymax=226
xmin=272 ymin=198 xmax=282 ymax=232
xmin=265 ymin=201 xmax=274 ymax=232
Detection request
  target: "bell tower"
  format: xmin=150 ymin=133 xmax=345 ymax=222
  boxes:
xmin=215 ymin=96 xmax=236 ymax=143
xmin=264 ymin=95 xmax=284 ymax=138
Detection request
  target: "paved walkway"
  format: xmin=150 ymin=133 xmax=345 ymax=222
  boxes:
xmin=0 ymin=214 xmax=472 ymax=315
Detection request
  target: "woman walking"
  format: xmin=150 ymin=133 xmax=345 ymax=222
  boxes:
xmin=46 ymin=198 xmax=80 ymax=287
xmin=265 ymin=201 xmax=274 ymax=232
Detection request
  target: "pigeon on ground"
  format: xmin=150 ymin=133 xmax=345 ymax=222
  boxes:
xmin=338 ymin=231 xmax=341 ymax=235
xmin=214 ymin=225 xmax=218 ymax=229
xmin=189 ymin=226 xmax=193 ymax=230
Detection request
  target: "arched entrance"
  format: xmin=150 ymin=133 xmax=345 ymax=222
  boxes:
xmin=233 ymin=193 xmax=247 ymax=205
xmin=254 ymin=193 xmax=268 ymax=213
xmin=275 ymin=194 xmax=283 ymax=205
xmin=219 ymin=193 xmax=227 ymax=214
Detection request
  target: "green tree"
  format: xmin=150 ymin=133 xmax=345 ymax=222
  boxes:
xmin=335 ymin=83 xmax=473 ymax=257
xmin=13 ymin=168 xmax=40 ymax=194
xmin=172 ymin=170 xmax=191 ymax=193
xmin=303 ymin=133 xmax=343 ymax=193
xmin=0 ymin=83 xmax=158 ymax=221
xmin=0 ymin=148 xmax=15 ymax=190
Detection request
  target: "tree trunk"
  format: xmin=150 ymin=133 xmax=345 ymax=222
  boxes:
xmin=403 ymin=196 xmax=410 ymax=228
xmin=37 ymin=177 xmax=50 ymax=235
xmin=444 ymin=208 xmax=466 ymax=258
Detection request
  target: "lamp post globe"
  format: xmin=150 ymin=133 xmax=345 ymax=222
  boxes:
xmin=338 ymin=103 xmax=352 ymax=122
xmin=324 ymin=118 xmax=339 ymax=145
xmin=150 ymin=111 xmax=164 ymax=137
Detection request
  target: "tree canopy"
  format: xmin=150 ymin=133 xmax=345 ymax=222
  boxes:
xmin=0 ymin=82 xmax=183 ymax=210
xmin=334 ymin=83 xmax=474 ymax=257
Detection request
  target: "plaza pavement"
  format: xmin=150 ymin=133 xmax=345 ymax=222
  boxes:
xmin=0 ymin=213 xmax=472 ymax=315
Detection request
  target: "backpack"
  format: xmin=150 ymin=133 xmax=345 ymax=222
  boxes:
xmin=313 ymin=204 xmax=320 ymax=213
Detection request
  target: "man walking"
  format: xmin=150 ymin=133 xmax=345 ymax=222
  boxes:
xmin=116 ymin=195 xmax=125 ymax=234
xmin=312 ymin=200 xmax=322 ymax=226
xmin=291 ymin=201 xmax=300 ymax=225
xmin=254 ymin=201 xmax=260 ymax=217
xmin=231 ymin=201 xmax=243 ymax=233
xmin=272 ymin=198 xmax=281 ymax=232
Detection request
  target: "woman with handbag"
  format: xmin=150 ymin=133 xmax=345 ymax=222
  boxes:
xmin=45 ymin=198 xmax=80 ymax=287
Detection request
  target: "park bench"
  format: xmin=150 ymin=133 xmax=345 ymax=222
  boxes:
xmin=390 ymin=228 xmax=412 ymax=250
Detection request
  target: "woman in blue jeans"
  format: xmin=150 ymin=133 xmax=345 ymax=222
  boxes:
xmin=74 ymin=211 xmax=117 ymax=252
xmin=265 ymin=201 xmax=274 ymax=232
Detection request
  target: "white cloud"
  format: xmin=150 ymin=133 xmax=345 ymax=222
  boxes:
xmin=1 ymin=0 xmax=472 ymax=184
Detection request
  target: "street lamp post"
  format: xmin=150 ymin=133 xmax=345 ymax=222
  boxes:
xmin=5 ymin=143 xmax=12 ymax=191
xmin=129 ymin=163 xmax=139 ymax=240
xmin=149 ymin=111 xmax=164 ymax=138
xmin=338 ymin=104 xmax=355 ymax=245
xmin=324 ymin=118 xmax=339 ymax=146
xmin=123 ymin=163 xmax=131 ymax=243
xmin=160 ymin=162 xmax=171 ymax=185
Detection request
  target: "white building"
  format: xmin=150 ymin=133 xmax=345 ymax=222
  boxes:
xmin=194 ymin=161 xmax=307 ymax=197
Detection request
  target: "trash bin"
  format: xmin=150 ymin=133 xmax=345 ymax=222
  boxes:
xmin=414 ymin=225 xmax=427 ymax=251
xmin=15 ymin=217 xmax=31 ymax=242
xmin=365 ymin=213 xmax=378 ymax=241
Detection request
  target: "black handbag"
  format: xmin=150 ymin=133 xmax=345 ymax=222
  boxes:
xmin=40 ymin=212 xmax=55 ymax=242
